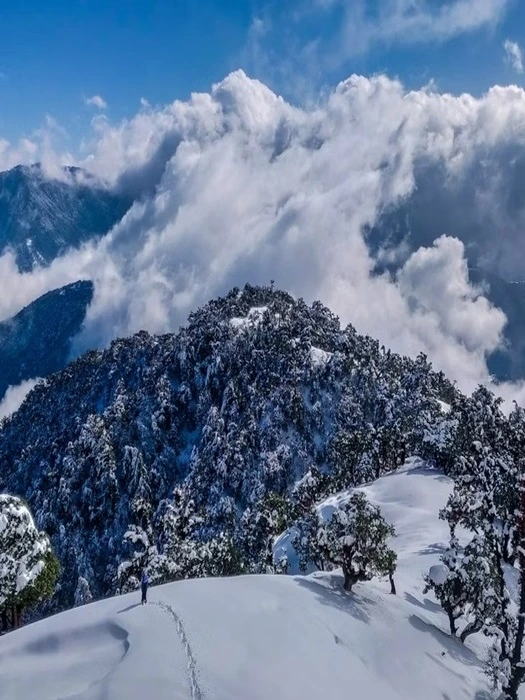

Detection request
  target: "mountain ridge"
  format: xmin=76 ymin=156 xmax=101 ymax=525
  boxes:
xmin=0 ymin=280 xmax=94 ymax=402
xmin=0 ymin=284 xmax=454 ymax=611
xmin=0 ymin=163 xmax=132 ymax=271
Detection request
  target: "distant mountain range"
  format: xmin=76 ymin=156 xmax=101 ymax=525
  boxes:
xmin=469 ymin=269 xmax=525 ymax=382
xmin=0 ymin=163 xmax=131 ymax=401
xmin=0 ymin=163 xmax=131 ymax=271
xmin=0 ymin=280 xmax=93 ymax=400
xmin=1 ymin=159 xmax=525 ymax=403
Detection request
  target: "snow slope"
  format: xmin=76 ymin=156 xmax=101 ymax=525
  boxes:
xmin=0 ymin=461 xmax=493 ymax=700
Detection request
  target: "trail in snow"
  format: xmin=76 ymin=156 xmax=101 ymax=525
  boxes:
xmin=154 ymin=600 xmax=203 ymax=700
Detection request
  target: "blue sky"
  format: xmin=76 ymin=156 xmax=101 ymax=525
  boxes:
xmin=1 ymin=0 xmax=525 ymax=148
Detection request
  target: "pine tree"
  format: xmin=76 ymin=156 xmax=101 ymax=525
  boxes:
xmin=0 ymin=495 xmax=57 ymax=629
xmin=74 ymin=576 xmax=94 ymax=606
xmin=437 ymin=390 xmax=525 ymax=699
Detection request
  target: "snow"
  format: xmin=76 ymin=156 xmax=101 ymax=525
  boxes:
xmin=230 ymin=306 xmax=268 ymax=329
xmin=437 ymin=399 xmax=451 ymax=414
xmin=428 ymin=564 xmax=449 ymax=586
xmin=309 ymin=346 xmax=333 ymax=367
xmin=0 ymin=459 xmax=495 ymax=699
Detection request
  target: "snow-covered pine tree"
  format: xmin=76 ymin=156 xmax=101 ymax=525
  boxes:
xmin=0 ymin=495 xmax=57 ymax=629
xmin=74 ymin=576 xmax=94 ymax=606
xmin=293 ymin=508 xmax=330 ymax=573
xmin=436 ymin=388 xmax=525 ymax=699
xmin=117 ymin=447 xmax=159 ymax=592
xmin=292 ymin=466 xmax=328 ymax=515
xmin=238 ymin=493 xmax=293 ymax=573
xmin=425 ymin=532 xmax=498 ymax=640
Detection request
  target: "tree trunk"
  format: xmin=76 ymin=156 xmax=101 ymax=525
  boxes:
xmin=502 ymin=479 xmax=525 ymax=700
xmin=502 ymin=567 xmax=525 ymax=699
xmin=446 ymin=605 xmax=457 ymax=636
xmin=389 ymin=573 xmax=396 ymax=595
xmin=343 ymin=569 xmax=355 ymax=592
xmin=459 ymin=618 xmax=482 ymax=643
xmin=1 ymin=608 xmax=7 ymax=633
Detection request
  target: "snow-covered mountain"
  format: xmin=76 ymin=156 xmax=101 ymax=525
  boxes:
xmin=0 ymin=164 xmax=131 ymax=271
xmin=0 ymin=460 xmax=492 ymax=699
xmin=0 ymin=280 xmax=93 ymax=401
xmin=0 ymin=285 xmax=457 ymax=612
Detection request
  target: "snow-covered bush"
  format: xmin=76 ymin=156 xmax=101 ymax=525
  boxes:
xmin=295 ymin=492 xmax=397 ymax=591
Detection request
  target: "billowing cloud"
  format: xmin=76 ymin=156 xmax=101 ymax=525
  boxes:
xmin=0 ymin=378 xmax=42 ymax=421
xmin=504 ymin=39 xmax=524 ymax=74
xmin=2 ymin=71 xmax=525 ymax=400
xmin=397 ymin=236 xmax=506 ymax=356
xmin=85 ymin=95 xmax=108 ymax=110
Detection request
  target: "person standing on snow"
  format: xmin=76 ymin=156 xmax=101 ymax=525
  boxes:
xmin=141 ymin=569 xmax=149 ymax=605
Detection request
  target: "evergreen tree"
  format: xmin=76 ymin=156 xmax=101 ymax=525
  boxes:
xmin=436 ymin=390 xmax=525 ymax=699
xmin=0 ymin=495 xmax=57 ymax=629
xmin=74 ymin=576 xmax=94 ymax=606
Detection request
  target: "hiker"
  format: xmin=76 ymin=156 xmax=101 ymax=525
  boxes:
xmin=141 ymin=569 xmax=149 ymax=605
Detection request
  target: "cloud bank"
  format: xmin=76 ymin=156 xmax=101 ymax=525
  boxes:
xmin=3 ymin=71 xmax=525 ymax=400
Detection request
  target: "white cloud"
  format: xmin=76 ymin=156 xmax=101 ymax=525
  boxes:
xmin=246 ymin=0 xmax=511 ymax=83
xmin=0 ymin=137 xmax=39 ymax=171
xmin=504 ymin=39 xmax=523 ymax=74
xmin=3 ymin=71 xmax=525 ymax=402
xmin=85 ymin=95 xmax=108 ymax=110
xmin=358 ymin=0 xmax=509 ymax=46
xmin=397 ymin=236 xmax=506 ymax=357
xmin=0 ymin=378 xmax=42 ymax=421
xmin=0 ymin=114 xmax=74 ymax=175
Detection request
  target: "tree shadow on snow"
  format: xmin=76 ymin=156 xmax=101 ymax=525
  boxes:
xmin=418 ymin=542 xmax=448 ymax=556
xmin=401 ymin=466 xmax=450 ymax=483
xmin=442 ymin=690 xmax=491 ymax=700
xmin=294 ymin=575 xmax=371 ymax=625
xmin=408 ymin=614 xmax=482 ymax=669
xmin=404 ymin=592 xmax=442 ymax=613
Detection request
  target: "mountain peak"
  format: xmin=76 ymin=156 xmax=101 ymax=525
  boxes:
xmin=0 ymin=163 xmax=132 ymax=271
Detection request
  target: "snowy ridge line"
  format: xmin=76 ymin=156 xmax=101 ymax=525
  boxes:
xmin=154 ymin=600 xmax=203 ymax=699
